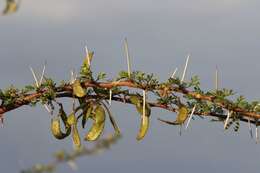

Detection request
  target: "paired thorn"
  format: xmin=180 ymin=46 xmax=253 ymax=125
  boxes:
xmin=185 ymin=105 xmax=196 ymax=129
xmin=29 ymin=64 xmax=52 ymax=114
xmin=171 ymin=67 xmax=178 ymax=78
xmin=224 ymin=111 xmax=231 ymax=130
xmin=39 ymin=61 xmax=46 ymax=86
xmin=124 ymin=38 xmax=132 ymax=78
xmin=30 ymin=67 xmax=39 ymax=87
xmin=181 ymin=54 xmax=190 ymax=83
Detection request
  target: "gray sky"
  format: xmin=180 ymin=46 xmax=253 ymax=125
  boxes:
xmin=0 ymin=0 xmax=260 ymax=172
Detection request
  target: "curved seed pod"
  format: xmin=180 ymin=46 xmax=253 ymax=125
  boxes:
xmin=101 ymin=102 xmax=121 ymax=135
xmin=130 ymin=95 xmax=141 ymax=107
xmin=67 ymin=113 xmax=77 ymax=126
xmin=72 ymin=124 xmax=81 ymax=149
xmin=158 ymin=106 xmax=189 ymax=125
xmin=137 ymin=91 xmax=151 ymax=140
xmin=136 ymin=111 xmax=150 ymax=140
xmin=50 ymin=117 xmax=71 ymax=140
xmin=130 ymin=94 xmax=151 ymax=140
xmin=82 ymin=105 xmax=93 ymax=128
xmin=72 ymin=80 xmax=86 ymax=98
xmin=84 ymin=104 xmax=106 ymax=141
xmin=175 ymin=106 xmax=189 ymax=124
xmin=58 ymin=104 xmax=70 ymax=129
xmin=130 ymin=95 xmax=151 ymax=116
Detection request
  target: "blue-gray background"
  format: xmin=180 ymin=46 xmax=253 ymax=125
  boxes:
xmin=0 ymin=0 xmax=260 ymax=172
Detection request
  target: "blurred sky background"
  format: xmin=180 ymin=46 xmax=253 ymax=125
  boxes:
xmin=0 ymin=0 xmax=260 ymax=172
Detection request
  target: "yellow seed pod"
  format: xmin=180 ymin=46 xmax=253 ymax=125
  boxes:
xmin=50 ymin=118 xmax=71 ymax=140
xmin=82 ymin=106 xmax=93 ymax=128
xmin=67 ymin=113 xmax=77 ymax=126
xmin=130 ymin=95 xmax=151 ymax=140
xmin=72 ymin=124 xmax=81 ymax=149
xmin=84 ymin=105 xmax=106 ymax=141
xmin=101 ymin=102 xmax=121 ymax=135
xmin=72 ymin=80 xmax=86 ymax=98
xmin=158 ymin=105 xmax=189 ymax=126
xmin=129 ymin=95 xmax=141 ymax=107
xmin=175 ymin=106 xmax=189 ymax=124
xmin=2 ymin=0 xmax=18 ymax=15
xmin=136 ymin=113 xmax=150 ymax=140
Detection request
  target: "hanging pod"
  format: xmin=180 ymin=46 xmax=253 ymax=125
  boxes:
xmin=175 ymin=106 xmax=189 ymax=125
xmin=2 ymin=0 xmax=19 ymax=15
xmin=101 ymin=102 xmax=121 ymax=136
xmin=67 ymin=113 xmax=81 ymax=149
xmin=72 ymin=124 xmax=81 ymax=149
xmin=84 ymin=104 xmax=106 ymax=141
xmin=72 ymin=80 xmax=86 ymax=98
xmin=50 ymin=105 xmax=71 ymax=140
xmin=129 ymin=95 xmax=151 ymax=141
xmin=82 ymin=105 xmax=93 ymax=129
xmin=158 ymin=105 xmax=189 ymax=125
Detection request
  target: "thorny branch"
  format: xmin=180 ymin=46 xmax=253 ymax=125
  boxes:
xmin=0 ymin=43 xmax=260 ymax=148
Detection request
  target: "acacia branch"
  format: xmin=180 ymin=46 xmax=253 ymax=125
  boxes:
xmin=0 ymin=80 xmax=259 ymax=123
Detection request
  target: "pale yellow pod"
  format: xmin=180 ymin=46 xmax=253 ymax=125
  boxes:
xmin=72 ymin=80 xmax=86 ymax=98
xmin=130 ymin=95 xmax=151 ymax=140
xmin=84 ymin=105 xmax=106 ymax=141
xmin=158 ymin=105 xmax=189 ymax=126
xmin=51 ymin=118 xmax=71 ymax=140
xmin=2 ymin=0 xmax=18 ymax=15
xmin=72 ymin=124 xmax=81 ymax=149
xmin=136 ymin=114 xmax=149 ymax=140
xmin=67 ymin=113 xmax=77 ymax=126
xmin=175 ymin=106 xmax=189 ymax=124
xmin=82 ymin=106 xmax=92 ymax=128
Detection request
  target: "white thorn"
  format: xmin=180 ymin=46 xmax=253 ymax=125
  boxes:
xmin=39 ymin=62 xmax=46 ymax=86
xmin=30 ymin=67 xmax=39 ymax=87
xmin=143 ymin=90 xmax=146 ymax=117
xmin=109 ymin=89 xmax=112 ymax=106
xmin=85 ymin=45 xmax=90 ymax=67
xmin=215 ymin=66 xmax=219 ymax=90
xmin=256 ymin=125 xmax=259 ymax=144
xmin=181 ymin=54 xmax=190 ymax=83
xmin=43 ymin=104 xmax=52 ymax=114
xmin=224 ymin=111 xmax=231 ymax=129
xmin=248 ymin=118 xmax=253 ymax=139
xmin=185 ymin=105 xmax=196 ymax=129
xmin=70 ymin=70 xmax=75 ymax=84
xmin=124 ymin=38 xmax=131 ymax=78
xmin=171 ymin=68 xmax=178 ymax=78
